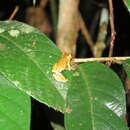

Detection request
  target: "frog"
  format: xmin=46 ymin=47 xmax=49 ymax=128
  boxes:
xmin=52 ymin=53 xmax=72 ymax=82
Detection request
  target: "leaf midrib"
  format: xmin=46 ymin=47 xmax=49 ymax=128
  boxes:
xmin=79 ymin=67 xmax=95 ymax=130
xmin=0 ymin=34 xmax=65 ymax=110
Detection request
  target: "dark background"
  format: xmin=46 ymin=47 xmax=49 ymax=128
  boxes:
xmin=0 ymin=0 xmax=130 ymax=129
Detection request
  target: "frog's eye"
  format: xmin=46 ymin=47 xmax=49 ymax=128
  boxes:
xmin=64 ymin=53 xmax=72 ymax=60
xmin=68 ymin=54 xmax=72 ymax=60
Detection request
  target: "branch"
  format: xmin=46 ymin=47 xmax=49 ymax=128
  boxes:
xmin=72 ymin=57 xmax=130 ymax=64
xmin=108 ymin=0 xmax=116 ymax=58
xmin=33 ymin=0 xmax=36 ymax=6
xmin=94 ymin=8 xmax=109 ymax=57
xmin=50 ymin=0 xmax=58 ymax=38
xmin=56 ymin=0 xmax=79 ymax=56
xmin=79 ymin=13 xmax=94 ymax=52
xmin=8 ymin=6 xmax=19 ymax=20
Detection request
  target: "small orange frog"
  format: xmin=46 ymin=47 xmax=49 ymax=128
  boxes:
xmin=52 ymin=53 xmax=72 ymax=82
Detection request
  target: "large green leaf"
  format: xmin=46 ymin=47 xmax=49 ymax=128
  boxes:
xmin=65 ymin=62 xmax=128 ymax=130
xmin=123 ymin=59 xmax=130 ymax=79
xmin=124 ymin=0 xmax=130 ymax=12
xmin=51 ymin=122 xmax=65 ymax=130
xmin=0 ymin=21 xmax=68 ymax=112
xmin=0 ymin=74 xmax=30 ymax=130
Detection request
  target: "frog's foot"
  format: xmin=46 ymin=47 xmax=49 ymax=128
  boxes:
xmin=53 ymin=72 xmax=68 ymax=83
xmin=67 ymin=62 xmax=78 ymax=71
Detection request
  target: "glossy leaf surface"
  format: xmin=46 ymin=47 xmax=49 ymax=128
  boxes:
xmin=65 ymin=62 xmax=128 ymax=130
xmin=0 ymin=74 xmax=30 ymax=130
xmin=0 ymin=21 xmax=68 ymax=112
xmin=124 ymin=0 xmax=130 ymax=12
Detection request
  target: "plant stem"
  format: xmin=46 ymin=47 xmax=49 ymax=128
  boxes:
xmin=8 ymin=6 xmax=19 ymax=20
xmin=79 ymin=12 xmax=94 ymax=53
xmin=57 ymin=0 xmax=79 ymax=56
xmin=94 ymin=8 xmax=109 ymax=57
xmin=72 ymin=57 xmax=130 ymax=64
xmin=107 ymin=0 xmax=116 ymax=65
xmin=50 ymin=0 xmax=58 ymax=38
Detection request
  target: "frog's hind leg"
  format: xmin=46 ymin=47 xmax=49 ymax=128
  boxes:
xmin=53 ymin=73 xmax=68 ymax=82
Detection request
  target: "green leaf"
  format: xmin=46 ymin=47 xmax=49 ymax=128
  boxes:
xmin=0 ymin=21 xmax=68 ymax=112
xmin=123 ymin=59 xmax=130 ymax=79
xmin=65 ymin=62 xmax=128 ymax=130
xmin=124 ymin=0 xmax=130 ymax=12
xmin=0 ymin=74 xmax=30 ymax=130
xmin=51 ymin=122 xmax=65 ymax=130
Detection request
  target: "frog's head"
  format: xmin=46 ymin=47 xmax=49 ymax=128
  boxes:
xmin=63 ymin=53 xmax=72 ymax=61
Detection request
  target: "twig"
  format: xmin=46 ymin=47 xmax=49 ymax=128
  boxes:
xmin=94 ymin=8 xmax=109 ymax=57
xmin=39 ymin=0 xmax=48 ymax=8
xmin=50 ymin=0 xmax=58 ymax=38
xmin=56 ymin=0 xmax=79 ymax=56
xmin=79 ymin=13 xmax=94 ymax=53
xmin=8 ymin=6 xmax=19 ymax=20
xmin=72 ymin=57 xmax=130 ymax=64
xmin=107 ymin=0 xmax=116 ymax=65
xmin=33 ymin=0 xmax=36 ymax=6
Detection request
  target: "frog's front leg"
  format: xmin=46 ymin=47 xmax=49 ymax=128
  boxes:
xmin=67 ymin=62 xmax=71 ymax=70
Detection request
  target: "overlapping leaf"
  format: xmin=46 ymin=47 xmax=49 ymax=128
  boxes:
xmin=124 ymin=0 xmax=130 ymax=12
xmin=65 ymin=62 xmax=128 ymax=130
xmin=0 ymin=21 xmax=69 ymax=112
xmin=0 ymin=74 xmax=30 ymax=130
xmin=123 ymin=59 xmax=130 ymax=79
